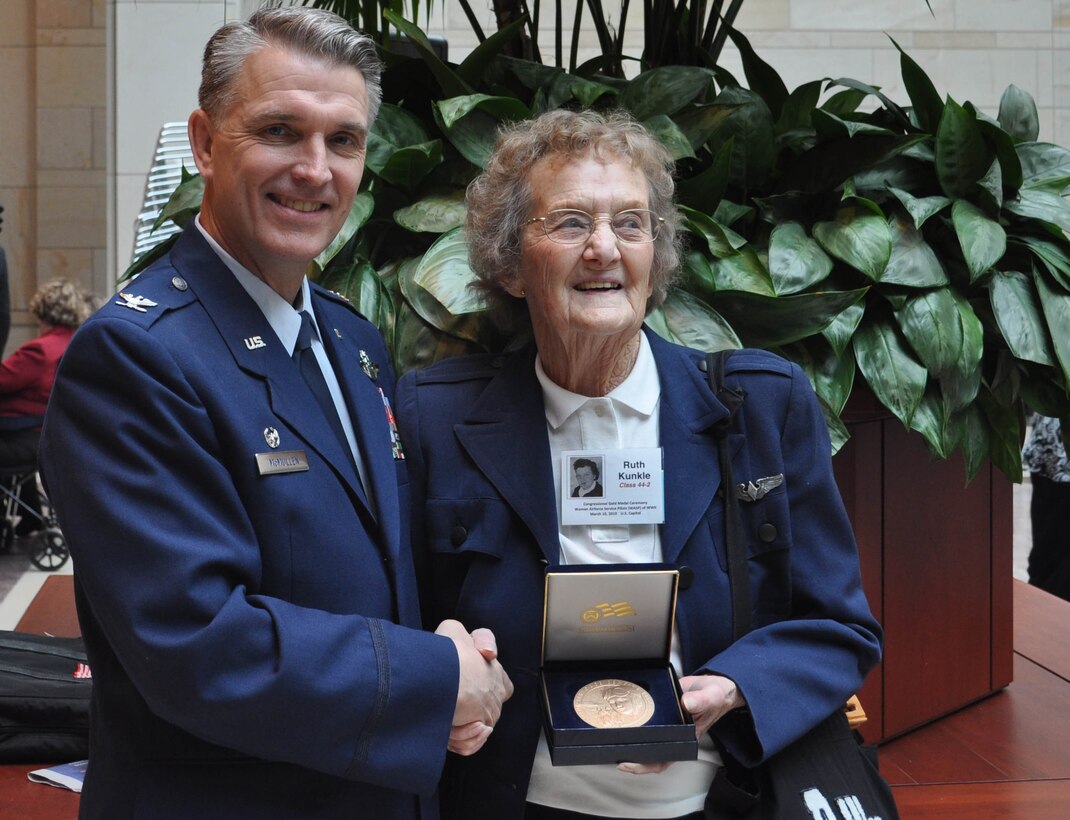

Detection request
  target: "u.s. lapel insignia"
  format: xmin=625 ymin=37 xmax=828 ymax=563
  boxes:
xmin=736 ymin=473 xmax=784 ymax=502
xmin=263 ymin=427 xmax=281 ymax=449
xmin=359 ymin=349 xmax=380 ymax=380
xmin=115 ymin=292 xmax=158 ymax=313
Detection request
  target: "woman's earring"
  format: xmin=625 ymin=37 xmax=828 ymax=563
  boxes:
xmin=519 ymin=289 xmax=526 ymax=297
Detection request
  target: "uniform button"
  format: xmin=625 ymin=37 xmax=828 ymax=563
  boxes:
xmin=172 ymin=276 xmax=188 ymax=291
xmin=450 ymin=525 xmax=468 ymax=547
xmin=678 ymin=566 xmax=694 ymax=590
xmin=758 ymin=523 xmax=777 ymax=543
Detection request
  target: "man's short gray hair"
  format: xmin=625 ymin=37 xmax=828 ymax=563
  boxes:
xmin=198 ymin=6 xmax=382 ymax=125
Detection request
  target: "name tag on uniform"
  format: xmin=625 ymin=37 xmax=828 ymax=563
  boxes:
xmin=560 ymin=447 xmax=665 ymax=526
xmin=256 ymin=450 xmax=310 ymax=475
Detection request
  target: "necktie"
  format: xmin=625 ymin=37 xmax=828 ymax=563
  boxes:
xmin=293 ymin=310 xmax=354 ymax=465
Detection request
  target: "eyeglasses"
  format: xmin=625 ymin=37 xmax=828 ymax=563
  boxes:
xmin=525 ymin=209 xmax=663 ymax=244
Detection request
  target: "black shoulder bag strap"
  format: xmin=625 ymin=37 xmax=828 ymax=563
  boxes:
xmin=703 ymin=352 xmax=902 ymax=820
xmin=705 ymin=350 xmax=751 ymax=640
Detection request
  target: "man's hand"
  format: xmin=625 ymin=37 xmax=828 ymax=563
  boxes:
xmin=617 ymin=674 xmax=744 ymax=775
xmin=436 ymin=620 xmax=514 ymax=742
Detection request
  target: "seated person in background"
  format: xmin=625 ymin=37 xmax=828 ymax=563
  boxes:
xmin=0 ymin=278 xmax=87 ymax=534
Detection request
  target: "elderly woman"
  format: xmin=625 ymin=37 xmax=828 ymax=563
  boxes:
xmin=0 ymin=278 xmax=87 ymax=534
xmin=396 ymin=110 xmax=881 ymax=820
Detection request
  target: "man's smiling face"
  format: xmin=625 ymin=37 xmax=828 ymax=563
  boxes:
xmin=190 ymin=45 xmax=369 ymax=291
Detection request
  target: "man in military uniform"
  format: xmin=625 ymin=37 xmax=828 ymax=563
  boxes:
xmin=40 ymin=9 xmax=510 ymax=819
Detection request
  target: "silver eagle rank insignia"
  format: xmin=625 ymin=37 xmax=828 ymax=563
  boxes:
xmin=115 ymin=292 xmax=159 ymax=313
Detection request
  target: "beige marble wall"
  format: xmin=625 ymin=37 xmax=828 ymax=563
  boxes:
xmin=0 ymin=0 xmax=106 ymax=353
xmin=3 ymin=1 xmax=1070 ymax=357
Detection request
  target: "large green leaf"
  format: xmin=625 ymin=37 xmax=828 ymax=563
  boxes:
xmin=392 ymin=299 xmax=484 ymax=376
xmin=978 ymin=119 xmax=1023 ymax=194
xmin=407 ymin=227 xmax=484 ymax=317
xmin=371 ymin=141 xmax=443 ymax=191
xmin=312 ymin=192 xmax=374 ymax=275
xmin=711 ymin=288 xmax=868 ymax=348
xmin=767 ymin=222 xmax=833 ymax=295
xmin=822 ymin=302 xmax=865 ymax=358
xmin=853 ymin=317 xmax=927 ymax=427
xmin=712 ymin=247 xmax=776 ymax=296
xmin=887 ymin=186 xmax=950 ymax=230
xmin=367 ymin=104 xmax=431 ymax=173
xmin=813 ymin=206 xmax=892 ymax=280
xmin=1017 ymin=142 xmax=1070 ymax=192
xmin=813 ymin=109 xmax=895 ymax=140
xmin=432 ymin=106 xmax=503 ymax=169
xmin=776 ymin=80 xmax=822 ymax=133
xmin=947 ymin=403 xmax=990 ymax=482
xmin=455 ymin=15 xmax=528 ymax=89
xmin=997 ymin=84 xmax=1040 ymax=142
xmin=436 ymin=94 xmax=531 ymax=130
xmin=791 ymin=340 xmax=856 ymax=415
xmin=1035 ymin=271 xmax=1070 ymax=387
xmin=647 ymin=288 xmax=741 ymax=352
xmin=882 ymin=212 xmax=948 ymax=286
xmin=681 ymin=206 xmax=749 ymax=257
xmin=890 ymin=35 xmax=943 ymax=133
xmin=895 ymin=288 xmax=963 ymax=375
xmin=823 ymin=77 xmax=911 ymax=131
xmin=706 ymin=86 xmax=777 ymax=191
xmin=382 ymin=10 xmax=470 ymax=98
xmin=393 ymin=191 xmax=466 ymax=234
xmin=725 ymin=25 xmax=788 ymax=120
xmin=977 ymin=388 xmax=1023 ymax=483
xmin=952 ymin=199 xmax=1006 ymax=281
xmin=989 ymin=270 xmax=1055 ymax=366
xmin=1018 ymin=236 xmax=1070 ymax=291
xmin=935 ymin=98 xmax=991 ymax=199
xmin=643 ymin=114 xmax=696 ymax=160
xmin=620 ymin=66 xmax=715 ymax=119
xmin=910 ymin=385 xmax=952 ymax=459
xmin=318 ymin=256 xmax=394 ymax=343
xmin=673 ymin=104 xmax=740 ymax=153
xmin=153 ymin=170 xmax=204 ymax=232
xmin=1004 ymin=188 xmax=1070 ymax=232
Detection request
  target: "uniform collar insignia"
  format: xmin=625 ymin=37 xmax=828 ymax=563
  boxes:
xmin=115 ymin=292 xmax=158 ymax=313
xmin=359 ymin=350 xmax=380 ymax=380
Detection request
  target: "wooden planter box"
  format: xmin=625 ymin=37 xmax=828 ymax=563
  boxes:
xmin=832 ymin=393 xmax=1014 ymax=743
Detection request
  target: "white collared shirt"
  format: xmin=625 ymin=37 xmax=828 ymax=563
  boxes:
xmin=194 ymin=218 xmax=373 ymax=509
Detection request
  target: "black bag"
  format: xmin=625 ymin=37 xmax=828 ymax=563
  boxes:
xmin=0 ymin=630 xmax=91 ymax=762
xmin=703 ymin=350 xmax=899 ymax=820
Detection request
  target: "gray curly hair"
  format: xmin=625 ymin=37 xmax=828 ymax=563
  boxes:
xmin=466 ymin=109 xmax=682 ymax=333
xmin=31 ymin=279 xmax=88 ymax=328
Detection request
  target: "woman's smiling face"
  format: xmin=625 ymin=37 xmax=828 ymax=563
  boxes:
xmin=508 ymin=155 xmax=655 ymax=351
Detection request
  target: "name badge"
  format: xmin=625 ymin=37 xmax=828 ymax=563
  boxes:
xmin=256 ymin=450 xmax=310 ymax=475
xmin=560 ymin=447 xmax=665 ymax=526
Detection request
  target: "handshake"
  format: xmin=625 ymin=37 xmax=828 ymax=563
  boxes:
xmin=436 ymin=619 xmax=515 ymax=756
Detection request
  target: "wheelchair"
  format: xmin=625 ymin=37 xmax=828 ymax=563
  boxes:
xmin=0 ymin=417 xmax=69 ymax=572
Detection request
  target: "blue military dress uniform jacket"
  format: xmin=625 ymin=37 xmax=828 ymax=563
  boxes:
xmin=39 ymin=227 xmax=458 ymax=820
xmin=395 ymin=327 xmax=882 ymax=820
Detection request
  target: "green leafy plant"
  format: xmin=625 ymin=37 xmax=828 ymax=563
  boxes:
xmin=130 ymin=12 xmax=1067 ymax=483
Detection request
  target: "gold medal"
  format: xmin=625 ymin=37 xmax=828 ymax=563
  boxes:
xmin=572 ymin=678 xmax=655 ymax=728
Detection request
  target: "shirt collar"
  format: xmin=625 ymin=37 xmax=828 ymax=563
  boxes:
xmin=195 ymin=216 xmax=310 ymax=355
xmin=537 ymin=331 xmax=660 ymax=430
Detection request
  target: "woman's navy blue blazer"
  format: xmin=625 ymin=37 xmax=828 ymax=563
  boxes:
xmin=396 ymin=326 xmax=883 ymax=820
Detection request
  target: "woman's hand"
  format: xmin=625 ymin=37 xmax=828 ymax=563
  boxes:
xmin=678 ymin=673 xmax=745 ymax=736
xmin=617 ymin=674 xmax=745 ymax=775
